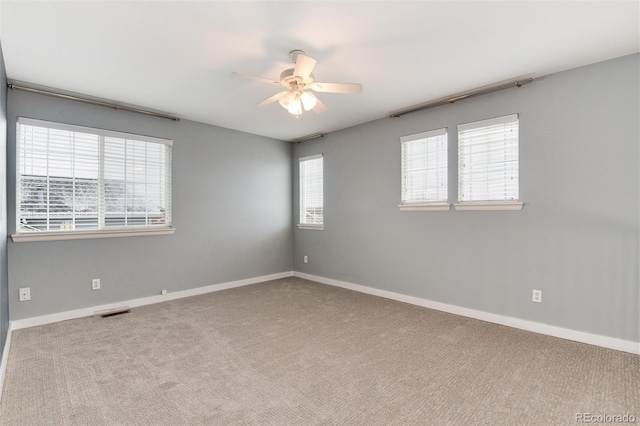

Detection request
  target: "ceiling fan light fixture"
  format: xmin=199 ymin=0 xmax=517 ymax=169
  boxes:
xmin=300 ymin=92 xmax=318 ymax=111
xmin=288 ymin=98 xmax=302 ymax=115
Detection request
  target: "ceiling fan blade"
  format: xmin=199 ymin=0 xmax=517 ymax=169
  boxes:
xmin=312 ymin=96 xmax=328 ymax=114
xmin=256 ymin=92 xmax=287 ymax=107
xmin=293 ymin=54 xmax=316 ymax=79
xmin=310 ymin=82 xmax=363 ymax=94
xmin=231 ymin=72 xmax=279 ymax=86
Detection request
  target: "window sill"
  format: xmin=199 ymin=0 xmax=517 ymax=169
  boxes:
xmin=453 ymin=201 xmax=523 ymax=211
xmin=11 ymin=227 xmax=176 ymax=243
xmin=398 ymin=203 xmax=451 ymax=211
xmin=297 ymin=224 xmax=324 ymax=231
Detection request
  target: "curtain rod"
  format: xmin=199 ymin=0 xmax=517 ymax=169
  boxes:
xmin=388 ymin=77 xmax=533 ymax=118
xmin=8 ymin=83 xmax=180 ymax=121
xmin=290 ymin=132 xmax=324 ymax=144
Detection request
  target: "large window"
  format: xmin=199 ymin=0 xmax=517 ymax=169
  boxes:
xmin=456 ymin=114 xmax=522 ymax=210
xmin=15 ymin=118 xmax=173 ymax=241
xmin=399 ymin=128 xmax=449 ymax=211
xmin=298 ymin=154 xmax=323 ymax=229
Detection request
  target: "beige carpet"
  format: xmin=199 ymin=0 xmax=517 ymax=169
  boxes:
xmin=0 ymin=277 xmax=638 ymax=425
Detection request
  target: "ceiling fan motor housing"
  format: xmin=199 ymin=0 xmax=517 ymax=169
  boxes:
xmin=279 ymin=68 xmax=315 ymax=89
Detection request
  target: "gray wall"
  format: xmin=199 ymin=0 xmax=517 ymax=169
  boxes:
xmin=0 ymin=40 xmax=8 ymax=354
xmin=5 ymin=53 xmax=638 ymax=345
xmin=293 ymin=54 xmax=640 ymax=343
xmin=8 ymin=90 xmax=293 ymax=320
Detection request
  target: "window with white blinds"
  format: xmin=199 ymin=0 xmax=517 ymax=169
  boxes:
xmin=298 ymin=154 xmax=323 ymax=229
xmin=16 ymin=118 xmax=172 ymax=237
xmin=400 ymin=128 xmax=448 ymax=210
xmin=457 ymin=114 xmax=521 ymax=207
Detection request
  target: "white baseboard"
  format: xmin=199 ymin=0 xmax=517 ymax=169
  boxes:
xmin=293 ymin=271 xmax=640 ymax=355
xmin=11 ymin=271 xmax=294 ymax=331
xmin=8 ymin=270 xmax=639 ymax=355
xmin=0 ymin=323 xmax=13 ymax=403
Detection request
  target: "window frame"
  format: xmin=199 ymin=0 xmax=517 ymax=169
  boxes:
xmin=297 ymin=153 xmax=324 ymax=230
xmin=12 ymin=117 xmax=175 ymax=242
xmin=398 ymin=128 xmax=450 ymax=212
xmin=454 ymin=114 xmax=523 ymax=211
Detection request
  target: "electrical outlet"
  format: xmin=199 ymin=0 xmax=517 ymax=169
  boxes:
xmin=92 ymin=279 xmax=101 ymax=290
xmin=532 ymin=289 xmax=542 ymax=303
xmin=161 ymin=289 xmax=167 ymax=295
xmin=303 ymin=255 xmax=308 ymax=263
xmin=19 ymin=287 xmax=30 ymax=301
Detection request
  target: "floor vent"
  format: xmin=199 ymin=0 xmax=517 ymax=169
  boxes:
xmin=94 ymin=307 xmax=131 ymax=318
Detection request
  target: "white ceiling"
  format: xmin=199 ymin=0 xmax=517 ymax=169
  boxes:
xmin=1 ymin=1 xmax=638 ymax=141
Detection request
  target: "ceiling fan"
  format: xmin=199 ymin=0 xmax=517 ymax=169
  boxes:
xmin=232 ymin=50 xmax=363 ymax=116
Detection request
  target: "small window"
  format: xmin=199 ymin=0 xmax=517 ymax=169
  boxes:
xmin=399 ymin=128 xmax=449 ymax=211
xmin=455 ymin=114 xmax=522 ymax=211
xmin=298 ymin=154 xmax=323 ymax=229
xmin=14 ymin=118 xmax=173 ymax=241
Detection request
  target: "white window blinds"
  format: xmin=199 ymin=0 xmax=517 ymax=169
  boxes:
xmin=458 ymin=114 xmax=519 ymax=202
xmin=299 ymin=154 xmax=323 ymax=226
xmin=16 ymin=118 xmax=172 ymax=233
xmin=401 ymin=128 xmax=448 ymax=204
